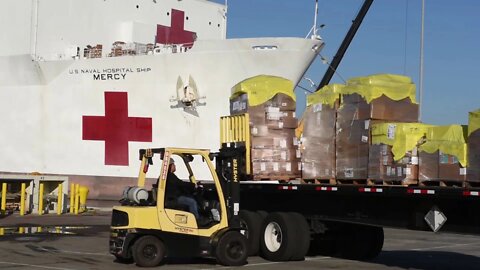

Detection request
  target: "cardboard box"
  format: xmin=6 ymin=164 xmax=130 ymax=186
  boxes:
xmin=251 ymin=136 xmax=297 ymax=149
xmin=251 ymin=148 xmax=300 ymax=162
xmin=368 ymin=144 xmax=418 ymax=183
xmin=341 ymin=94 xmax=419 ymax=122
xmin=418 ymin=151 xmax=440 ymax=181
xmin=252 ymin=161 xmax=301 ymax=177
xmin=467 ymin=130 xmax=480 ymax=182
xmin=335 ymin=119 xmax=370 ymax=179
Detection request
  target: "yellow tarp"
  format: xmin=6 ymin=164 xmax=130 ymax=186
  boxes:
xmin=307 ymin=84 xmax=345 ymax=107
xmin=419 ymin=125 xmax=468 ymax=167
xmin=344 ymin=74 xmax=417 ymax=104
xmin=469 ymin=109 xmax=480 ymax=136
xmin=231 ymin=75 xmax=295 ymax=106
xmin=371 ymin=123 xmax=431 ymax=160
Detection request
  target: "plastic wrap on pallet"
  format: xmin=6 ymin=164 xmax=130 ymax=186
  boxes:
xmin=468 ymin=109 xmax=480 ymax=136
xmin=419 ymin=150 xmax=466 ymax=182
xmin=419 ymin=125 xmax=468 ymax=167
xmin=341 ymin=94 xmax=419 ymax=122
xmin=418 ymin=151 xmax=440 ymax=181
xmin=252 ymin=161 xmax=301 ymax=178
xmin=335 ymin=118 xmax=370 ymax=179
xmin=251 ymin=148 xmax=300 ymax=162
xmin=371 ymin=122 xmax=430 ymax=161
xmin=368 ymin=144 xmax=419 ymax=182
xmin=230 ymin=75 xmax=295 ymax=107
xmin=467 ymin=110 xmax=480 ymax=182
xmin=251 ymin=136 xmax=292 ymax=149
xmin=468 ymin=129 xmax=480 ymax=181
xmin=302 ymin=139 xmax=336 ymax=179
xmin=345 ymin=74 xmax=417 ymax=103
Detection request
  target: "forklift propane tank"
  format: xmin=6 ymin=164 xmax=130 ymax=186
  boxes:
xmin=122 ymin=186 xmax=149 ymax=205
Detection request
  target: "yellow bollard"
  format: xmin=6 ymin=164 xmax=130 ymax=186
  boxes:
xmin=57 ymin=183 xmax=63 ymax=215
xmin=38 ymin=183 xmax=44 ymax=215
xmin=1 ymin=183 xmax=6 ymax=214
xmin=19 ymin=227 xmax=25 ymax=234
xmin=20 ymin=183 xmax=26 ymax=216
xmin=70 ymin=183 xmax=75 ymax=214
xmin=79 ymin=186 xmax=89 ymax=213
xmin=74 ymin=183 xmax=80 ymax=215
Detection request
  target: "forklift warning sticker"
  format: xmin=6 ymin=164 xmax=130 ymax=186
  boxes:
xmin=175 ymin=227 xmax=194 ymax=234
xmin=160 ymin=152 xmax=170 ymax=189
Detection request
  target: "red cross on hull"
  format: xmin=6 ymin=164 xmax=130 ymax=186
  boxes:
xmin=82 ymin=92 xmax=152 ymax=166
xmin=156 ymin=9 xmax=196 ymax=45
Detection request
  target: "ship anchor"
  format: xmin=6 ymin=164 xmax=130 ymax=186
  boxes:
xmin=170 ymin=75 xmax=206 ymax=117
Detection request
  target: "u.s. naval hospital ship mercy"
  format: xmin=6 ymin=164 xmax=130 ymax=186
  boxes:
xmin=0 ymin=0 xmax=323 ymax=199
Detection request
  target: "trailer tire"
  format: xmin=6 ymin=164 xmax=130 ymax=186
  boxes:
xmin=215 ymin=231 xmax=248 ymax=266
xmin=257 ymin=210 xmax=268 ymax=220
xmin=336 ymin=224 xmax=373 ymax=260
xmin=260 ymin=212 xmax=296 ymax=261
xmin=239 ymin=210 xmax=262 ymax=256
xmin=364 ymin=226 xmax=384 ymax=260
xmin=132 ymin=235 xmax=165 ymax=267
xmin=288 ymin=212 xmax=310 ymax=261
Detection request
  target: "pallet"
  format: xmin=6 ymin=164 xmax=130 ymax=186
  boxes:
xmin=419 ymin=180 xmax=464 ymax=188
xmin=335 ymin=179 xmax=368 ymax=185
xmin=301 ymin=179 xmax=336 ymax=185
xmin=367 ymin=179 xmax=418 ymax=187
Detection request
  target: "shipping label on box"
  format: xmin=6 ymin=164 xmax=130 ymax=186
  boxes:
xmin=344 ymin=168 xmax=354 ymax=178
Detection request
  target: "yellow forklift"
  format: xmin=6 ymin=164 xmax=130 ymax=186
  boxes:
xmin=109 ymin=145 xmax=248 ymax=267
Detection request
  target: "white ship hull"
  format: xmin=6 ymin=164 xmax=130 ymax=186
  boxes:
xmin=0 ymin=37 xmax=322 ymax=199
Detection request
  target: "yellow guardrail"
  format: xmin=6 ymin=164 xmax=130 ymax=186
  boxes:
xmin=69 ymin=183 xmax=89 ymax=215
xmin=220 ymin=114 xmax=251 ymax=175
xmin=0 ymin=175 xmax=71 ymax=216
xmin=1 ymin=183 xmax=6 ymax=215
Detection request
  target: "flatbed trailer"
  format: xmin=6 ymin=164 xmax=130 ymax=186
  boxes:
xmin=237 ymin=182 xmax=480 ymax=235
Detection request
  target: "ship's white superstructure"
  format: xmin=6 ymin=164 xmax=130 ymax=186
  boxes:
xmin=0 ymin=0 xmax=323 ymax=199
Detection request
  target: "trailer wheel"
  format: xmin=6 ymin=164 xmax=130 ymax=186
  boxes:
xmin=260 ymin=212 xmax=296 ymax=261
xmin=336 ymin=224 xmax=375 ymax=260
xmin=215 ymin=231 xmax=248 ymax=266
xmin=239 ymin=210 xmax=262 ymax=256
xmin=257 ymin=210 xmax=268 ymax=220
xmin=132 ymin=235 xmax=165 ymax=267
xmin=364 ymin=226 xmax=384 ymax=260
xmin=288 ymin=212 xmax=310 ymax=261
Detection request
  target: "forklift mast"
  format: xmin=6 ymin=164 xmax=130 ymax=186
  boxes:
xmin=213 ymin=142 xmax=247 ymax=229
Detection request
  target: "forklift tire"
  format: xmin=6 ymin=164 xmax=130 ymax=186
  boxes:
xmin=132 ymin=235 xmax=165 ymax=267
xmin=239 ymin=210 xmax=262 ymax=256
xmin=288 ymin=212 xmax=310 ymax=261
xmin=260 ymin=212 xmax=296 ymax=261
xmin=114 ymin=254 xmax=133 ymax=264
xmin=215 ymin=231 xmax=248 ymax=266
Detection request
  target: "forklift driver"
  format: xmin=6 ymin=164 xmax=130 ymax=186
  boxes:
xmin=165 ymin=158 xmax=200 ymax=219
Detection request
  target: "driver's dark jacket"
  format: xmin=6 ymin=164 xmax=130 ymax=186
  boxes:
xmin=166 ymin=172 xmax=195 ymax=198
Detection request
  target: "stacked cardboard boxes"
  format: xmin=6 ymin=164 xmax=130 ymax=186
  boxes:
xmin=467 ymin=110 xmax=480 ymax=183
xmin=335 ymin=75 xmax=419 ymax=180
xmin=230 ymin=76 xmax=301 ymax=180
xmin=368 ymin=123 xmax=428 ymax=184
xmin=418 ymin=125 xmax=468 ymax=184
xmin=84 ymin=44 xmax=103 ymax=58
xmin=301 ymin=84 xmax=342 ymax=180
